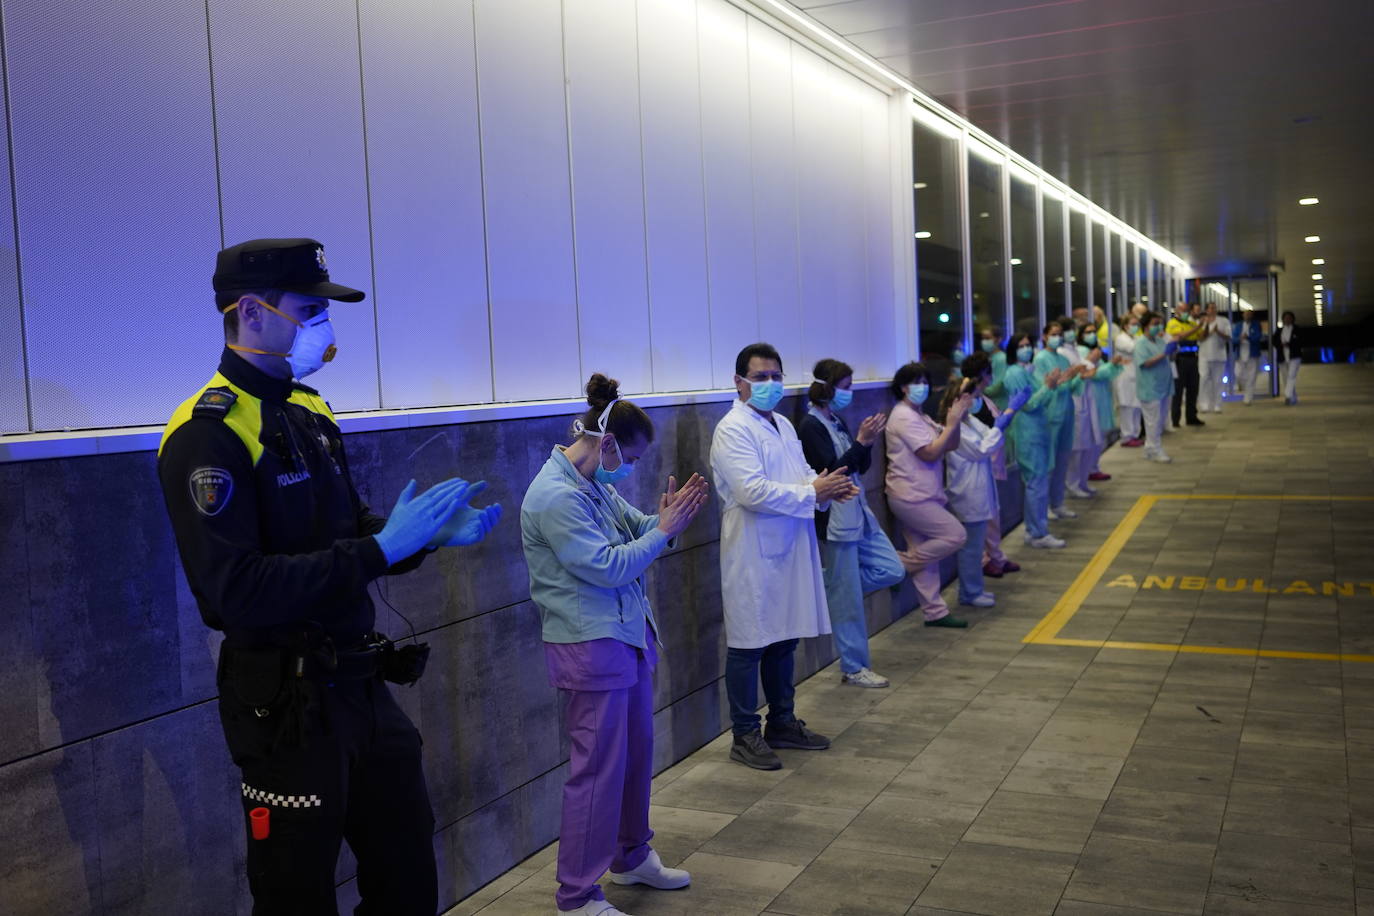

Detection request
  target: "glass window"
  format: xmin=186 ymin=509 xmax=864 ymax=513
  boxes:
xmin=1092 ymin=221 xmax=1109 ymax=325
xmin=1109 ymin=230 xmax=1124 ymax=321
xmin=913 ymin=115 xmax=965 ymax=366
xmin=1009 ymin=172 xmax=1040 ymax=342
xmin=1069 ymin=207 xmax=1088 ymax=319
xmin=1137 ymin=247 xmax=1149 ymax=310
xmin=967 ymin=147 xmax=1005 ymax=342
xmin=1043 ymin=193 xmax=1067 ymax=321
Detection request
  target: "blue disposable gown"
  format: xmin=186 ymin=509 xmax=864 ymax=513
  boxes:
xmin=1000 ymin=363 xmax=1057 ymax=480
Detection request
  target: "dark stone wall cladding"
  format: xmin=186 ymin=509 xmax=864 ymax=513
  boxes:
xmin=0 ymin=387 xmax=1024 ymax=913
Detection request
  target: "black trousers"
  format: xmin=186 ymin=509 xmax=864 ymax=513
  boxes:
xmin=219 ymin=648 xmax=437 ymax=916
xmin=1171 ymin=353 xmax=1200 ymax=425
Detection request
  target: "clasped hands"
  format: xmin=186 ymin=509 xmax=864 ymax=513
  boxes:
xmin=657 ymin=473 xmax=711 ymax=538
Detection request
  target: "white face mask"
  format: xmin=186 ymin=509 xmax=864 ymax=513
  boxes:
xmin=285 ymin=313 xmax=336 ymax=379
xmin=226 ymin=296 xmax=338 ymax=379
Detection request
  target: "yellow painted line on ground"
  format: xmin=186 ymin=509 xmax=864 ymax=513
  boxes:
xmin=1038 ymin=636 xmax=1374 ymax=664
xmin=1021 ymin=492 xmax=1374 ymax=662
xmin=1021 ymin=493 xmax=1157 ymax=644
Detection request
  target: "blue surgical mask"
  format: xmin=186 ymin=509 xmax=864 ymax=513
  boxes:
xmin=1048 ymin=335 xmax=1063 ymax=349
xmin=1017 ymin=346 xmax=1034 ymax=363
xmin=594 ymin=439 xmax=634 ymax=485
xmin=906 ymin=383 xmax=929 ymax=405
xmin=830 ymin=387 xmax=853 ymax=410
xmin=746 ymin=379 xmax=784 ymax=412
xmin=1127 ymin=324 xmax=1140 ymax=336
xmin=980 ymin=339 xmax=997 ymax=353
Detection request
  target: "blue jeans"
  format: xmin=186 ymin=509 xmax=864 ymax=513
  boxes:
xmin=857 ymin=518 xmax=906 ymax=595
xmin=821 ymin=519 xmax=905 ymax=675
xmin=1023 ymin=473 xmax=1049 ymax=538
xmin=956 ymin=519 xmax=989 ymax=603
xmin=726 ymin=640 xmax=798 ymax=736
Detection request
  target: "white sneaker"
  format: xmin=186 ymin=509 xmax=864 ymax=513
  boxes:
xmin=559 ymin=901 xmax=632 ymax=916
xmin=1149 ymin=451 xmax=1173 ymax=463
xmin=1067 ymin=485 xmax=1095 ymax=499
xmin=1049 ymin=505 xmax=1077 ymax=519
xmin=610 ymin=850 xmax=690 ymax=890
xmin=961 ymin=593 xmax=996 ymax=607
xmin=1028 ymin=534 xmax=1066 ymax=549
xmin=842 ymin=667 xmax=891 ymax=688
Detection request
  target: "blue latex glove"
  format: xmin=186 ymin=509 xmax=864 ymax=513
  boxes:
xmin=994 ymin=410 xmax=1015 ymax=431
xmin=374 ymin=478 xmax=470 ymax=565
xmin=1007 ymin=387 xmax=1032 ymax=412
xmin=1164 ymin=340 xmax=1179 ymax=356
xmin=428 ymin=481 xmax=504 ymax=547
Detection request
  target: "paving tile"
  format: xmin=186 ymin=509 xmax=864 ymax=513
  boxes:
xmin=1232 ymin=743 xmax=1347 ymax=790
xmin=1239 ymin=708 xmax=1346 ymax=751
xmin=1063 ymin=834 xmax=1214 ymax=914
xmin=1136 ymin=710 xmax=1243 ymax=754
xmin=999 ymin=749 xmax=1126 ymax=801
xmin=769 ymin=846 xmax=937 ymax=915
xmin=1209 ymin=831 xmax=1354 ymax=910
xmin=831 ymin=791 xmax=982 ymax=860
xmin=650 ymin=761 xmax=792 ymax=815
xmin=698 ymin=801 xmax=856 ymax=867
xmin=603 ymin=850 xmax=804 ymax=916
xmin=763 ymin=754 xmax=906 ymax=811
xmin=962 ymin=789 xmax=1100 ymax=855
xmin=1093 ymin=785 xmax=1226 ymax=847
xmin=916 ymin=842 xmax=1077 ymax=915
xmin=1028 ymin=714 xmax=1142 ymax=757
xmin=1201 ymin=893 xmax=1352 ymax=915
xmin=1222 ymin=780 xmax=1350 ymax=844
xmin=826 ymin=718 xmax=940 ymax=761
xmin=1116 ymin=744 xmax=1234 ymax=797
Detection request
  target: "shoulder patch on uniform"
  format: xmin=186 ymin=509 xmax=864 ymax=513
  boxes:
xmin=192 ymin=387 xmax=238 ymax=420
xmin=189 ymin=467 xmax=234 ymax=516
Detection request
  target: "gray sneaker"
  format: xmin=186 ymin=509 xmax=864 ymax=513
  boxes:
xmin=730 ymin=729 xmax=782 ymax=770
xmin=764 ymin=717 xmax=831 ymax=750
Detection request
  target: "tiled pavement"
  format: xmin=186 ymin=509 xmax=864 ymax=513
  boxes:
xmin=449 ymin=363 xmax=1374 ymax=916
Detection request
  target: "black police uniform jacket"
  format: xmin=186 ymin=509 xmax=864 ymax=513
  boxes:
xmin=158 ymin=349 xmax=423 ymax=647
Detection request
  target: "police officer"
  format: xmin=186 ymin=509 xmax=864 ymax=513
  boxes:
xmin=1166 ymin=302 xmax=1205 ymax=427
xmin=157 ymin=238 xmax=502 ymax=915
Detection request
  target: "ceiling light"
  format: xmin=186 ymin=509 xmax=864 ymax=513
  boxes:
xmin=1312 ymin=274 xmax=1323 ymax=280
xmin=915 ymin=231 xmax=932 ymax=239
xmin=1305 ymin=236 xmax=1320 ymax=243
xmin=1313 ymin=284 xmax=1323 ymax=290
xmin=1010 ymin=258 xmax=1022 ymax=266
xmin=913 ymin=182 xmax=927 ymax=190
xmin=1299 ymin=197 xmax=1319 ymax=205
xmin=1312 ymin=258 xmax=1325 ymax=265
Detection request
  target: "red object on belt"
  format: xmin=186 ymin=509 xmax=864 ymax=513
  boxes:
xmin=250 ymin=807 xmax=270 ymax=840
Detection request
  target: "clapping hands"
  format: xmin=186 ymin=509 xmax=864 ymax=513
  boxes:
xmin=855 ymin=412 xmax=887 ymax=446
xmin=429 ymin=480 xmax=504 ymax=548
xmin=657 ymin=474 xmax=711 ymax=538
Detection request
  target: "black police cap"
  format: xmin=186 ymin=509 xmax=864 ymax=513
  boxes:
xmin=213 ymin=238 xmax=365 ymax=309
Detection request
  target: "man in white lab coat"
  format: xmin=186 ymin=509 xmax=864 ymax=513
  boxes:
xmin=710 ymin=342 xmax=859 ymax=771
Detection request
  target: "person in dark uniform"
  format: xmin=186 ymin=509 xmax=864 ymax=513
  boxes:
xmin=1166 ymin=302 xmax=1206 ymax=427
xmin=157 ymin=238 xmax=502 ymax=915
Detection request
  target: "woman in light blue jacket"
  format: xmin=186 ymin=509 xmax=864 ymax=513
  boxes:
xmin=520 ymin=373 xmax=710 ymax=916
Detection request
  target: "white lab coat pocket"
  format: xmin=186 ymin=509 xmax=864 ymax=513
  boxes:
xmin=756 ymin=513 xmax=797 ymax=558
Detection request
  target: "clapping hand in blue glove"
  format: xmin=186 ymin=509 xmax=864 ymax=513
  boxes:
xmin=429 ymin=480 xmax=504 ymax=548
xmin=374 ymin=478 xmax=472 ymax=565
xmin=1165 ymin=340 xmax=1179 ymax=356
xmin=1008 ymin=386 xmax=1032 ymax=412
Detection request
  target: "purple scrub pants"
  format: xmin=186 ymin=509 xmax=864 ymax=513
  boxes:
xmin=544 ymin=634 xmax=658 ymax=911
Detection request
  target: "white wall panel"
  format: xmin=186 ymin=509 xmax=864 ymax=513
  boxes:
xmin=745 ymin=19 xmax=802 ymax=370
xmin=0 ymin=106 xmax=24 ymax=432
xmin=7 ymin=0 xmax=221 ymax=430
xmin=697 ymin=0 xmax=758 ymax=383
xmin=359 ymin=0 xmax=491 ymax=408
xmin=793 ymin=52 xmax=867 ymax=381
xmin=474 ymin=0 xmax=580 ymax=403
xmin=564 ymin=0 xmax=651 ymax=395
xmin=861 ymin=87 xmax=898 ymax=381
xmin=209 ymin=0 xmax=378 ymax=411
xmin=637 ymin=0 xmax=712 ymax=392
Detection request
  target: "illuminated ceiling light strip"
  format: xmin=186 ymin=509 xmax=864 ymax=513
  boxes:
xmin=913 ymin=104 xmax=961 ymax=139
xmin=1312 ymin=274 xmax=1323 ymax=280
xmin=749 ymin=0 xmax=1188 ymax=271
xmin=1305 ymin=236 xmax=1321 ymax=243
xmin=967 ymin=136 xmax=1002 ymax=163
xmin=1009 ymin=162 xmax=1037 ymax=184
xmin=1299 ymin=197 xmax=1319 ymax=205
xmin=1312 ymin=258 xmax=1325 ymax=265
